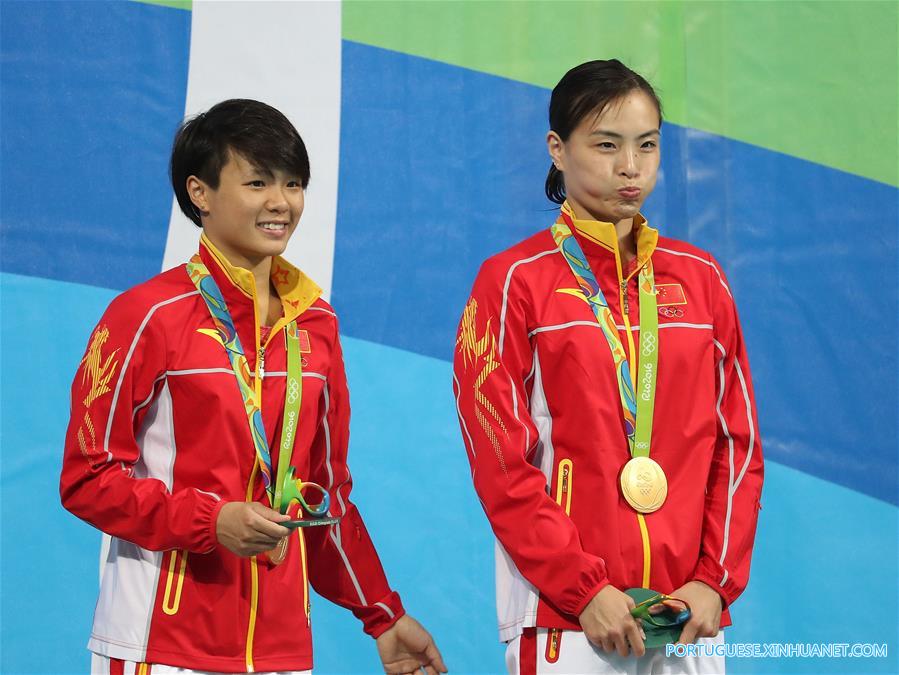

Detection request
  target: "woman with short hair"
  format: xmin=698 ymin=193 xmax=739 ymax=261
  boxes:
xmin=61 ymin=98 xmax=446 ymax=675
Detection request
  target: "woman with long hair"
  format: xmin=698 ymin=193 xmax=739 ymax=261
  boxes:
xmin=454 ymin=60 xmax=763 ymax=674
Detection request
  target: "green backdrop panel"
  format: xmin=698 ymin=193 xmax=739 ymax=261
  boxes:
xmin=344 ymin=0 xmax=898 ymax=186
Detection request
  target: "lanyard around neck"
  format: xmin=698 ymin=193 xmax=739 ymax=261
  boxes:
xmin=186 ymin=257 xmax=302 ymax=507
xmin=550 ymin=216 xmax=659 ymax=458
xmin=274 ymin=324 xmax=303 ymax=510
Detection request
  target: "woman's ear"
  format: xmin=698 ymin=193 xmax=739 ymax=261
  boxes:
xmin=546 ymin=131 xmax=565 ymax=171
xmin=186 ymin=175 xmax=210 ymax=215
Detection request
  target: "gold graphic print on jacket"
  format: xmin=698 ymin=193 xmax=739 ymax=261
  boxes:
xmin=76 ymin=325 xmax=120 ymax=462
xmin=457 ymin=298 xmax=510 ymax=473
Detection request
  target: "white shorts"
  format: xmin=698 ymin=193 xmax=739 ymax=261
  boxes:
xmin=90 ymin=653 xmax=312 ymax=675
xmin=505 ymin=628 xmax=725 ymax=675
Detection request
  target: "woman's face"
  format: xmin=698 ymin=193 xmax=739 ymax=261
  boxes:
xmin=187 ymin=150 xmax=304 ymax=269
xmin=548 ymin=90 xmax=660 ymax=224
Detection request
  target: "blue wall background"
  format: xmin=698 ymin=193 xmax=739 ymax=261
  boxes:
xmin=1 ymin=2 xmax=896 ymax=673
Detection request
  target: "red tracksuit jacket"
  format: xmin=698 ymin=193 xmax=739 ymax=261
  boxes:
xmin=453 ymin=205 xmax=763 ymax=641
xmin=60 ymin=235 xmax=403 ymax=672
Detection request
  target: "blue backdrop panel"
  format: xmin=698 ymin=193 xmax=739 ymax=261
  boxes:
xmin=334 ymin=41 xmax=551 ymax=360
xmin=683 ymin=135 xmax=899 ymax=509
xmin=729 ymin=465 xmax=898 ymax=674
xmin=312 ymin=336 xmax=504 ymax=673
xmin=333 ymin=42 xmax=898 ymax=506
xmin=0 ymin=0 xmax=189 ymax=290
xmin=0 ymin=274 xmax=117 ymax=674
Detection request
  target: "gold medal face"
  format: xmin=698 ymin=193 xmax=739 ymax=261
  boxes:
xmin=620 ymin=456 xmax=668 ymax=513
xmin=266 ymin=536 xmax=290 ymax=565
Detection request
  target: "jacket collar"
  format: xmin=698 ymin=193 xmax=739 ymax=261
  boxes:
xmin=560 ymin=201 xmax=659 ymax=276
xmin=197 ymin=233 xmax=322 ymax=353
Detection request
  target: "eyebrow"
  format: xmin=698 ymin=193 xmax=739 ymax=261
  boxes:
xmin=590 ymin=129 xmax=660 ymax=139
xmin=244 ymin=165 xmax=275 ymax=179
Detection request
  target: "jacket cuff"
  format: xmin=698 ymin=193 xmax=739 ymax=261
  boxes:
xmin=570 ymin=577 xmax=611 ymax=618
xmin=691 ymin=556 xmax=735 ymax=608
xmin=357 ymin=590 xmax=406 ymax=638
xmin=544 ymin=555 xmax=608 ymax=617
xmin=198 ymin=495 xmax=229 ymax=554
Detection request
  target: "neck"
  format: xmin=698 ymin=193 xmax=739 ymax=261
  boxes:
xmin=250 ymin=259 xmax=272 ymax=302
xmin=615 ymin=219 xmax=637 ymax=265
xmin=203 ymin=234 xmax=271 ymax=291
xmin=247 ymin=257 xmax=274 ymax=325
xmin=202 ymin=233 xmax=276 ymax=322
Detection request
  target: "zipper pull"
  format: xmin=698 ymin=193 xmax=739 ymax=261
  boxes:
xmin=621 ymin=280 xmax=629 ymax=315
xmin=258 ymin=347 xmax=266 ymax=379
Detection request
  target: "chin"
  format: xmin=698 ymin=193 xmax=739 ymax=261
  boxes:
xmin=257 ymin=239 xmax=290 ymax=256
xmin=581 ymin=198 xmax=634 ymax=224
xmin=612 ymin=204 xmax=642 ymax=221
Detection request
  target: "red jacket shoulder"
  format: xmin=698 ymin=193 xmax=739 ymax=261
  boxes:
xmin=476 ymin=229 xmax=558 ymax=285
xmin=656 ymin=235 xmax=715 ymax=262
xmin=100 ymin=266 xmax=196 ymax=330
xmin=302 ymin=297 xmax=340 ymax=335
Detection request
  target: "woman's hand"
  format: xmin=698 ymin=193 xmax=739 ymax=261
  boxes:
xmin=376 ymin=615 xmax=447 ymax=675
xmin=215 ymin=501 xmax=290 ymax=557
xmin=578 ymin=585 xmax=645 ymax=657
xmin=670 ymin=580 xmax=723 ymax=644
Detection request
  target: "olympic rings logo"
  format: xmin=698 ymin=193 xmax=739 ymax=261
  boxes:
xmin=641 ymin=333 xmax=657 ymax=356
xmin=658 ymin=306 xmax=684 ymax=318
xmin=287 ymin=378 xmax=300 ymax=404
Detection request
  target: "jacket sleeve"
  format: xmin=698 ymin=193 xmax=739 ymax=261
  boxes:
xmin=453 ymin=258 xmax=609 ymax=618
xmin=59 ymin=292 xmax=226 ymax=553
xmin=691 ymin=257 xmax=764 ymax=607
xmin=304 ymin=323 xmax=405 ymax=638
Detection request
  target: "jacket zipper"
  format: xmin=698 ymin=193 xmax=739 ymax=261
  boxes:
xmin=245 ymin=460 xmax=260 ymax=672
xmin=245 ymin=326 xmax=312 ymax=667
xmin=617 ymin=253 xmax=652 ymax=589
xmin=245 ymin=315 xmax=265 ymax=671
xmin=203 ymin=243 xmax=317 ymax=669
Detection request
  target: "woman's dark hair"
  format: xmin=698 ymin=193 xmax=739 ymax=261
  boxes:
xmin=545 ymin=59 xmax=662 ymax=204
xmin=170 ymin=99 xmax=310 ymax=226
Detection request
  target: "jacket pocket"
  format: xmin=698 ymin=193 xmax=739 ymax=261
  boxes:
xmin=544 ymin=627 xmax=563 ymax=663
xmin=162 ymin=549 xmax=189 ymax=616
xmin=298 ymin=529 xmax=310 ymax=625
xmin=555 ymin=459 xmax=573 ymax=516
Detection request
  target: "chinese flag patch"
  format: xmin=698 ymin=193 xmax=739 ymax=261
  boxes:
xmin=656 ymin=283 xmax=687 ymax=306
xmin=298 ymin=329 xmax=311 ymax=353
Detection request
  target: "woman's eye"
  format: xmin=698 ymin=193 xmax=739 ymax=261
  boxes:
xmin=286 ymin=180 xmax=301 ymax=188
xmin=642 ymin=141 xmax=658 ymax=149
xmin=597 ymin=142 xmax=616 ymax=150
xmin=247 ymin=180 xmax=265 ymax=188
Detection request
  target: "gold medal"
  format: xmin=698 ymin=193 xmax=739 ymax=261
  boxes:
xmin=264 ymin=536 xmax=290 ymax=565
xmin=619 ymin=456 xmax=668 ymax=513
